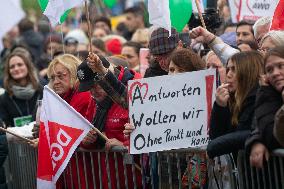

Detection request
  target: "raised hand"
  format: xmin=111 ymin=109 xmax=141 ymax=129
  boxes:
xmin=87 ymin=52 xmax=107 ymax=74
xmin=189 ymin=26 xmax=216 ymax=44
xmin=216 ymin=83 xmax=230 ymax=107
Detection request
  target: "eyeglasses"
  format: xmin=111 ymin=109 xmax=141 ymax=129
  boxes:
xmin=49 ymin=72 xmax=68 ymax=82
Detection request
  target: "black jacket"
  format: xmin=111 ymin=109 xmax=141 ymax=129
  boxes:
xmin=245 ymin=85 xmax=282 ymax=153
xmin=144 ymin=59 xmax=167 ymax=78
xmin=207 ymin=85 xmax=258 ymax=159
xmin=0 ymin=88 xmax=43 ymax=127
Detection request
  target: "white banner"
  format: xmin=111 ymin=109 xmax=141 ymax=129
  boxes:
xmin=228 ymin=0 xmax=240 ymax=23
xmin=0 ymin=1 xmax=25 ymax=41
xmin=192 ymin=0 xmax=204 ymax=13
xmin=240 ymin=0 xmax=278 ymax=21
xmin=128 ymin=69 xmax=216 ymax=154
xmin=228 ymin=0 xmax=279 ymax=22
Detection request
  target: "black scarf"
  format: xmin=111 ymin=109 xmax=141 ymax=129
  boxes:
xmin=92 ymin=67 xmax=134 ymax=129
xmin=92 ymin=97 xmax=113 ymax=132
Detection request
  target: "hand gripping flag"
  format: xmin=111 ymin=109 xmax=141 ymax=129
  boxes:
xmin=37 ymin=86 xmax=92 ymax=189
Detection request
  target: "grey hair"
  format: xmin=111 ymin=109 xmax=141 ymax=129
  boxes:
xmin=260 ymin=30 xmax=284 ymax=47
xmin=253 ymin=16 xmax=272 ymax=37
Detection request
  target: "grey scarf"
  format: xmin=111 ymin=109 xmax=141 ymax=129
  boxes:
xmin=12 ymin=84 xmax=36 ymax=100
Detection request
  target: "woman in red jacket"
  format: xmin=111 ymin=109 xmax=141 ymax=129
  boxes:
xmin=77 ymin=53 xmax=142 ymax=189
xmin=47 ymin=54 xmax=92 ymax=189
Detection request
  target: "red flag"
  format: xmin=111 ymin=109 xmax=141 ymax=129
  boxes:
xmin=271 ymin=0 xmax=284 ymax=30
xmin=37 ymin=86 xmax=92 ymax=189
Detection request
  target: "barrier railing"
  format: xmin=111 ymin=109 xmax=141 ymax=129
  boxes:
xmin=5 ymin=141 xmax=37 ymax=189
xmin=5 ymin=140 xmax=283 ymax=189
xmin=237 ymin=149 xmax=284 ymax=189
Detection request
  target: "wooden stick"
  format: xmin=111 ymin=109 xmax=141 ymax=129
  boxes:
xmin=195 ymin=0 xmax=206 ymax=29
xmin=89 ymin=125 xmax=109 ymax=141
xmin=0 ymin=127 xmax=35 ymax=144
xmin=85 ymin=0 xmax=93 ymax=52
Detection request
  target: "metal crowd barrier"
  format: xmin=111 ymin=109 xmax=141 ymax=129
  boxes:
xmin=6 ymin=140 xmax=284 ymax=189
xmin=237 ymin=149 xmax=284 ymax=189
xmin=5 ymin=141 xmax=37 ymax=189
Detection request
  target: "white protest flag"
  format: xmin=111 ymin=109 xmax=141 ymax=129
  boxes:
xmin=0 ymin=1 xmax=25 ymax=41
xmin=192 ymin=0 xmax=204 ymax=13
xmin=37 ymin=86 xmax=92 ymax=189
xmin=148 ymin=0 xmax=171 ymax=35
xmin=228 ymin=0 xmax=240 ymax=23
xmin=39 ymin=0 xmax=85 ymax=26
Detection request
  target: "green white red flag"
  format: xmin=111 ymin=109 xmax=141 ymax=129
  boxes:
xmin=38 ymin=0 xmax=85 ymax=26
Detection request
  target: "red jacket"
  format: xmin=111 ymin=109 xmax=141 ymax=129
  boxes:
xmin=59 ymin=67 xmax=142 ymax=189
xmin=56 ymin=85 xmax=92 ymax=189
xmin=83 ymin=67 xmax=142 ymax=189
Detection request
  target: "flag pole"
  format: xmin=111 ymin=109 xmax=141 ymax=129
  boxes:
xmin=0 ymin=127 xmax=35 ymax=144
xmin=195 ymin=0 xmax=206 ymax=29
xmin=85 ymin=0 xmax=93 ymax=53
xmin=89 ymin=125 xmax=109 ymax=141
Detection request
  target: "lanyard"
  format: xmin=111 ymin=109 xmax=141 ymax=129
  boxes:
xmin=10 ymin=98 xmax=29 ymax=117
xmin=9 ymin=92 xmax=40 ymax=116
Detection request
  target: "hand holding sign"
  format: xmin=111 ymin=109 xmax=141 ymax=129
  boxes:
xmin=87 ymin=52 xmax=108 ymax=75
xmin=123 ymin=123 xmax=135 ymax=138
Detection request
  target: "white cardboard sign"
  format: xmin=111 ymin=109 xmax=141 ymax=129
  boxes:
xmin=128 ymin=69 xmax=216 ymax=154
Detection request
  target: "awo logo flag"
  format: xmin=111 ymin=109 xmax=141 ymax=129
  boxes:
xmin=37 ymin=86 xmax=91 ymax=189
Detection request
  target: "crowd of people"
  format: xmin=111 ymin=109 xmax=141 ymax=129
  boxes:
xmin=0 ymin=0 xmax=283 ymax=188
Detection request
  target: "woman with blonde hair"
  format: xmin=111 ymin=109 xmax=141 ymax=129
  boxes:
xmin=0 ymin=48 xmax=42 ymax=127
xmin=46 ymin=54 xmax=91 ymax=189
xmin=207 ymin=51 xmax=263 ymax=159
xmin=131 ymin=28 xmax=150 ymax=47
xmin=47 ymin=54 xmax=91 ymax=115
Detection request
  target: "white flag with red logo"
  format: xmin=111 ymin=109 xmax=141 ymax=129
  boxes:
xmin=37 ymin=86 xmax=92 ymax=189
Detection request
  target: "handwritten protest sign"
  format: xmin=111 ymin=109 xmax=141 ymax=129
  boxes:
xmin=228 ymin=0 xmax=278 ymax=22
xmin=128 ymin=69 xmax=216 ymax=154
xmin=240 ymin=0 xmax=278 ymax=21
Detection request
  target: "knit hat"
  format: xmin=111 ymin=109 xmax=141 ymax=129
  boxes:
xmin=65 ymin=29 xmax=89 ymax=45
xmin=261 ymin=30 xmax=284 ymax=46
xmin=105 ymin=39 xmax=122 ymax=55
xmin=149 ymin=27 xmax=179 ymax=55
xmin=77 ymin=56 xmax=110 ymax=92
